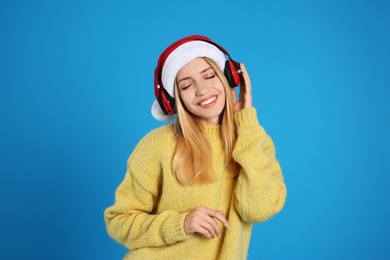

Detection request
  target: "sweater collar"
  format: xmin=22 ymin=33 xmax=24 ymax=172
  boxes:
xmin=203 ymin=124 xmax=222 ymax=140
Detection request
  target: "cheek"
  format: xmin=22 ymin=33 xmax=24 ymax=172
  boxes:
xmin=220 ymin=87 xmax=227 ymax=103
xmin=220 ymin=95 xmax=226 ymax=108
xmin=180 ymin=90 xmax=193 ymax=105
xmin=178 ymin=92 xmax=193 ymax=108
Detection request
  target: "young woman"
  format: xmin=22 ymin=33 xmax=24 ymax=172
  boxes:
xmin=104 ymin=35 xmax=287 ymax=259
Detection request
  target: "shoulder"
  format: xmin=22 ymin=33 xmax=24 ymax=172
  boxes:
xmin=127 ymin=124 xmax=176 ymax=192
xmin=137 ymin=123 xmax=176 ymax=149
xmin=129 ymin=123 xmax=176 ymax=166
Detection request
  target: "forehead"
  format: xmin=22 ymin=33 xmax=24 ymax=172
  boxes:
xmin=177 ymin=58 xmax=211 ymax=76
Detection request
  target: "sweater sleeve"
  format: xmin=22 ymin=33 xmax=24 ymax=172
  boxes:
xmin=232 ymin=108 xmax=287 ymax=223
xmin=104 ymin=129 xmax=189 ymax=250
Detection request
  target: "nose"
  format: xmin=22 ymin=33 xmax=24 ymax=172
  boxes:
xmin=195 ymin=83 xmax=209 ymax=96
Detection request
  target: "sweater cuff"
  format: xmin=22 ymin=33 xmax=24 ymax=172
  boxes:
xmin=234 ymin=107 xmax=259 ymax=128
xmin=161 ymin=212 xmax=190 ymax=244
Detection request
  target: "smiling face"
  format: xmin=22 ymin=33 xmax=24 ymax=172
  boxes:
xmin=176 ymin=58 xmax=226 ymax=125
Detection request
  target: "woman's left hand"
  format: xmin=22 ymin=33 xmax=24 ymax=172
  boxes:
xmin=231 ymin=63 xmax=252 ymax=112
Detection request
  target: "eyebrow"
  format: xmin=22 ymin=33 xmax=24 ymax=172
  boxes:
xmin=177 ymin=67 xmax=213 ymax=84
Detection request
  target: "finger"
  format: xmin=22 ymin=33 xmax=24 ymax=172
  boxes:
xmin=199 ymin=208 xmax=227 ymax=237
xmin=201 ymin=218 xmax=220 ymax=238
xmin=239 ymin=63 xmax=253 ymax=108
xmin=240 ymin=63 xmax=251 ymax=90
xmin=230 ymin=87 xmax=238 ymax=103
xmin=239 ymin=64 xmax=251 ymax=97
xmin=191 ymin=222 xmax=215 ymax=239
xmin=213 ymin=211 xmax=229 ymax=228
xmin=185 ymin=214 xmax=216 ymax=238
xmin=186 ymin=207 xmax=221 ymax=238
xmin=188 ymin=207 xmax=229 ymax=238
xmin=207 ymin=217 xmax=223 ymax=237
xmin=238 ymin=65 xmax=247 ymax=100
xmin=202 ymin=208 xmax=229 ymax=229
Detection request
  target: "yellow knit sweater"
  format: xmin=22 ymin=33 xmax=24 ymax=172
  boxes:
xmin=104 ymin=108 xmax=287 ymax=259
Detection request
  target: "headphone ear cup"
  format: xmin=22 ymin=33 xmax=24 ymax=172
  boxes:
xmin=224 ymin=60 xmax=243 ymax=88
xmin=157 ymin=87 xmax=175 ymax=115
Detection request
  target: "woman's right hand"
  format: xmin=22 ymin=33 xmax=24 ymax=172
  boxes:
xmin=184 ymin=206 xmax=229 ymax=239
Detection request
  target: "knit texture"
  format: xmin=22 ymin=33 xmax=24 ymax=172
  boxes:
xmin=104 ymin=108 xmax=287 ymax=259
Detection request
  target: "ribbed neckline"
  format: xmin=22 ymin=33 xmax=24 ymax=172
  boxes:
xmin=203 ymin=125 xmax=223 ymax=143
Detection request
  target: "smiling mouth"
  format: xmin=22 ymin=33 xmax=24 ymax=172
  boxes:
xmin=199 ymin=96 xmax=217 ymax=106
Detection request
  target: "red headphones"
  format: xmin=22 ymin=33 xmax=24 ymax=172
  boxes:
xmin=154 ymin=35 xmax=243 ymax=115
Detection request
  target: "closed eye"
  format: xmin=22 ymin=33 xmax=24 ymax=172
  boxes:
xmin=181 ymin=84 xmax=191 ymax=90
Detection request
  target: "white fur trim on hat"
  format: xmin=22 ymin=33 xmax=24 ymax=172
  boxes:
xmin=151 ymin=100 xmax=173 ymax=121
xmin=151 ymin=40 xmax=227 ymax=121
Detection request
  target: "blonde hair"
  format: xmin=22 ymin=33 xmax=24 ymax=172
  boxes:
xmin=172 ymin=57 xmax=239 ymax=185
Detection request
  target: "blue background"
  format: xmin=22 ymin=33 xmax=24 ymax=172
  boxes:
xmin=1 ymin=0 xmax=389 ymax=259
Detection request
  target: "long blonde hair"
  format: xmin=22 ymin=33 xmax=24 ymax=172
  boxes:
xmin=172 ymin=57 xmax=239 ymax=185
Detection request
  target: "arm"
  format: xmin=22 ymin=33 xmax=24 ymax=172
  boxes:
xmin=104 ymin=130 xmax=189 ymax=250
xmin=233 ymin=108 xmax=287 ymax=223
xmin=230 ymin=63 xmax=286 ymax=222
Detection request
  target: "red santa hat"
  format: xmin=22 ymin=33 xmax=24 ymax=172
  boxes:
xmin=152 ymin=37 xmax=227 ymax=121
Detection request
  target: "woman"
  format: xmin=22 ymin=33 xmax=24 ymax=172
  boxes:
xmin=104 ymin=35 xmax=287 ymax=259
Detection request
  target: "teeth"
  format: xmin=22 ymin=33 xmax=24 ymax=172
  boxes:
xmin=200 ymin=97 xmax=216 ymax=106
